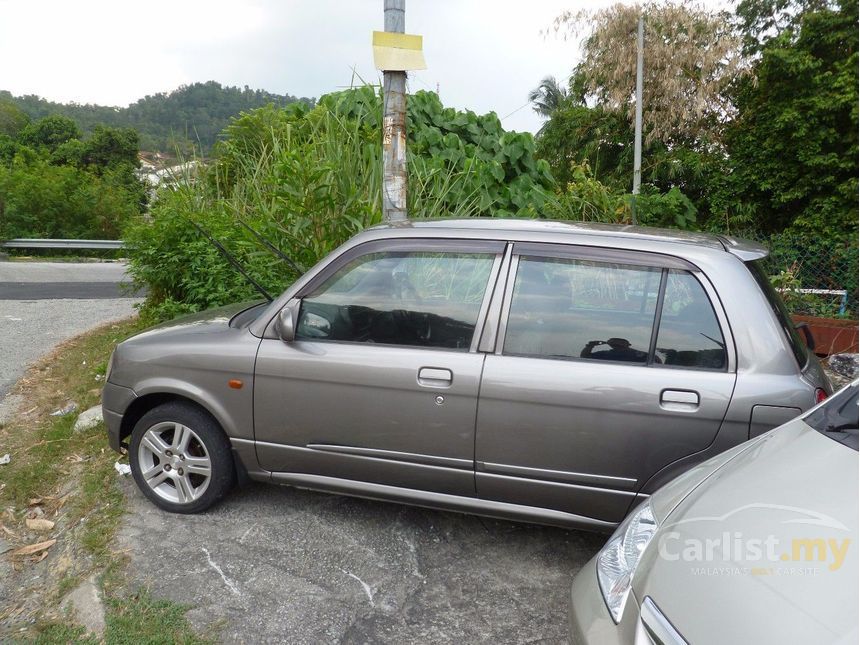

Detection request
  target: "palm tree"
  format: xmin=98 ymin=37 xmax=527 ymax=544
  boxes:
xmin=527 ymin=76 xmax=570 ymax=118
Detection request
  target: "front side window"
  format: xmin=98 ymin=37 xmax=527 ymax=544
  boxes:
xmin=296 ymin=251 xmax=495 ymax=350
xmin=503 ymin=256 xmax=661 ymax=363
xmin=654 ymin=271 xmax=727 ymax=370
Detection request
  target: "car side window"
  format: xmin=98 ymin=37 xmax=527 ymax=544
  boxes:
xmin=654 ymin=270 xmax=727 ymax=370
xmin=296 ymin=251 xmax=495 ymax=350
xmin=503 ymin=256 xmax=661 ymax=364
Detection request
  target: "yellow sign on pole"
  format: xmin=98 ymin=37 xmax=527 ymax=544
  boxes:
xmin=372 ymin=31 xmax=426 ymax=71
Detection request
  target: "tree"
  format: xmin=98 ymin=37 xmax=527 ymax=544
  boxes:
xmin=81 ymin=125 xmax=140 ymax=171
xmin=735 ymin=0 xmax=832 ymax=55
xmin=552 ymin=1 xmax=743 ymax=146
xmin=527 ymin=76 xmax=570 ymax=119
xmin=726 ymin=0 xmax=858 ymax=235
xmin=1 ymin=83 xmax=314 ymax=154
xmin=0 ymin=100 xmax=29 ymax=138
xmin=19 ymin=115 xmax=81 ymax=152
xmin=536 ymin=104 xmax=629 ymax=188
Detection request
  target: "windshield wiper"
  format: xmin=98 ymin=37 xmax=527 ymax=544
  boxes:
xmin=234 ymin=217 xmax=304 ymax=276
xmin=186 ymin=218 xmax=273 ymax=302
xmin=825 ymin=422 xmax=858 ymax=433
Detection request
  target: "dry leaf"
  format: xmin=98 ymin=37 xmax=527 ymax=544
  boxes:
xmin=0 ymin=524 xmax=16 ymax=537
xmin=28 ymin=498 xmax=43 ymax=506
xmin=32 ymin=550 xmax=49 ymax=563
xmin=11 ymin=539 xmax=56 ymax=556
xmin=25 ymin=518 xmax=54 ymax=531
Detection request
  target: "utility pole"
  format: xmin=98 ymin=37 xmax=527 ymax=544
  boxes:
xmin=631 ymin=13 xmax=644 ymax=225
xmin=382 ymin=0 xmax=407 ymax=223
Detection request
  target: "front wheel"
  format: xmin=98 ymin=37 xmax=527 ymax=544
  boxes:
xmin=129 ymin=402 xmax=235 ymax=514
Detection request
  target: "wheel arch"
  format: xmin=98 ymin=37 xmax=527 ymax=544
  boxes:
xmin=121 ymin=391 xmax=253 ymax=486
xmin=120 ymin=392 xmax=221 ymax=448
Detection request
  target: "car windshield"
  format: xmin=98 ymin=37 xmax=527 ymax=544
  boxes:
xmin=804 ymin=383 xmax=859 ymax=450
xmin=746 ymin=260 xmax=809 ymax=368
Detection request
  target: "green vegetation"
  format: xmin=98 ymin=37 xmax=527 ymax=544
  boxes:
xmin=535 ymin=0 xmax=858 ymax=241
xmin=0 ymin=111 xmax=146 ymax=240
xmin=125 ymin=87 xmax=558 ymax=320
xmin=101 ymin=590 xmax=209 ymax=645
xmin=727 ymin=0 xmax=858 ymax=237
xmin=2 ymin=81 xmax=312 ymax=154
xmin=33 ymin=590 xmax=207 ymax=645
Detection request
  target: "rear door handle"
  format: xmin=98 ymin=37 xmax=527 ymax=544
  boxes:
xmin=418 ymin=367 xmax=453 ymax=387
xmin=660 ymin=389 xmax=699 ymax=411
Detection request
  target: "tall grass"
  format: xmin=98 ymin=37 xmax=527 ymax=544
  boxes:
xmin=124 ymin=93 xmax=489 ymax=320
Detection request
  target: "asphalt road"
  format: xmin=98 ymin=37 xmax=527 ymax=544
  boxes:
xmin=118 ymin=480 xmax=606 ymax=643
xmin=0 ymin=261 xmax=142 ymax=402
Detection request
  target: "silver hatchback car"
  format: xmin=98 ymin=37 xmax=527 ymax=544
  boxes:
xmin=104 ymin=220 xmax=830 ymax=528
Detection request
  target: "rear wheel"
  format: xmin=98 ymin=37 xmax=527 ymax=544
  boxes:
xmin=129 ymin=402 xmax=235 ymax=513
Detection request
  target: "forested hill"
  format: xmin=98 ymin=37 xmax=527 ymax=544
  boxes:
xmin=0 ymin=81 xmax=313 ymax=153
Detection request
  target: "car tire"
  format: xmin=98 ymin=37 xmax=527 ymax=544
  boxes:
xmin=129 ymin=401 xmax=235 ymax=514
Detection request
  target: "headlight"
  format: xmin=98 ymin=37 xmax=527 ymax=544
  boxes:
xmin=597 ymin=500 xmax=658 ymax=623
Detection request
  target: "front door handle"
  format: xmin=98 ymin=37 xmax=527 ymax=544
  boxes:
xmin=418 ymin=367 xmax=453 ymax=387
xmin=660 ymin=389 xmax=699 ymax=411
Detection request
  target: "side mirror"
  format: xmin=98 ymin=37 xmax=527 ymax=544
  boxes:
xmin=795 ymin=321 xmax=816 ymax=352
xmin=277 ymin=299 xmax=301 ymax=342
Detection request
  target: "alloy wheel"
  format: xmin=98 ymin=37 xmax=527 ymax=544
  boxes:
xmin=137 ymin=421 xmax=212 ymax=504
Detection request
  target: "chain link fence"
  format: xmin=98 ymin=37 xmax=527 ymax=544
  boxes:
xmin=739 ymin=231 xmax=859 ymax=319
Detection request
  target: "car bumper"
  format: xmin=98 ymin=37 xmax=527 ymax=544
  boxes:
xmin=570 ymin=555 xmax=640 ymax=644
xmin=102 ymin=381 xmax=136 ymax=452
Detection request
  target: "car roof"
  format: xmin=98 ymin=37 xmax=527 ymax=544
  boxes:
xmin=366 ymin=218 xmax=767 ymax=260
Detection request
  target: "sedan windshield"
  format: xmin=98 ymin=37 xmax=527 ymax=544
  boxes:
xmin=805 ymin=383 xmax=859 ymax=450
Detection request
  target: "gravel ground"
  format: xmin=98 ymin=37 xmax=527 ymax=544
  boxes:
xmin=0 ymin=298 xmax=141 ymax=400
xmin=0 ymin=261 xmax=141 ymax=402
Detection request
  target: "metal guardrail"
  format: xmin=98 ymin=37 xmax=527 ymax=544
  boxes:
xmin=1 ymin=238 xmax=125 ymax=250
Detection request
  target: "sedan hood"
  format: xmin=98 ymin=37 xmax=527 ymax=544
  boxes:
xmin=636 ymin=420 xmax=858 ymax=644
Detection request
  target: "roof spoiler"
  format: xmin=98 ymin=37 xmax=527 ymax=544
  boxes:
xmin=716 ymin=235 xmax=769 ymax=262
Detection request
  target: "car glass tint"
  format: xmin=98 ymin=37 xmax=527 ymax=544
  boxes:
xmin=654 ymin=271 xmax=727 ymax=370
xmin=746 ymin=260 xmax=808 ymax=368
xmin=805 ymin=384 xmax=859 ymax=451
xmin=297 ymin=251 xmax=495 ymax=350
xmin=504 ymin=256 xmax=660 ymax=363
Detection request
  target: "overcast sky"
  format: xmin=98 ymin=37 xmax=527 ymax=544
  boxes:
xmin=0 ymin=0 xmax=637 ymax=133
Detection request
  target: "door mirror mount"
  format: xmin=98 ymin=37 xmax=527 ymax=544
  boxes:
xmin=277 ymin=299 xmax=301 ymax=342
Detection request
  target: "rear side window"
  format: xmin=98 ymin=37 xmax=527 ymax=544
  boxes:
xmin=503 ymin=256 xmax=660 ymax=363
xmin=503 ymin=256 xmax=727 ymax=371
xmin=746 ymin=260 xmax=808 ymax=368
xmin=655 ymin=271 xmax=727 ymax=369
xmin=297 ymin=251 xmax=495 ymax=350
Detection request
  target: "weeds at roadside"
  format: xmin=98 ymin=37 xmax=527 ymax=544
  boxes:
xmin=0 ymin=317 xmax=209 ymax=642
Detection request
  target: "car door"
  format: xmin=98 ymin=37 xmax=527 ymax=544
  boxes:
xmin=475 ymin=243 xmax=737 ymax=523
xmin=254 ymin=238 xmax=504 ymax=497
